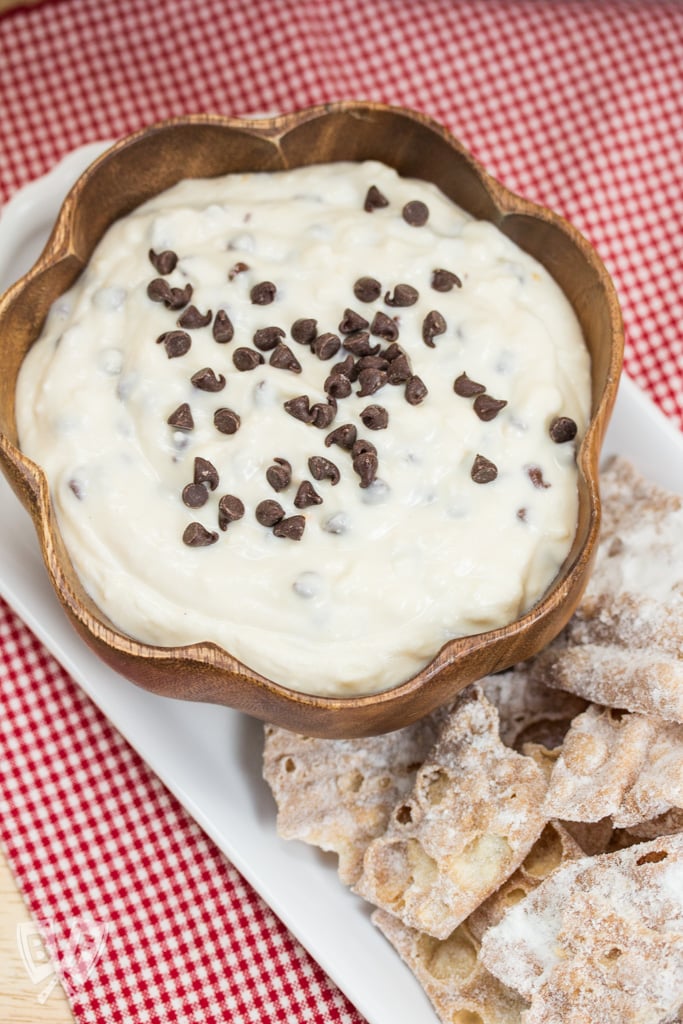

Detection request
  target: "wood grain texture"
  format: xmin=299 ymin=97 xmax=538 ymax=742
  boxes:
xmin=0 ymin=847 xmax=74 ymax=1023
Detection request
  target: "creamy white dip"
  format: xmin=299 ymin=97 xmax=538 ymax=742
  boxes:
xmin=17 ymin=161 xmax=591 ymax=696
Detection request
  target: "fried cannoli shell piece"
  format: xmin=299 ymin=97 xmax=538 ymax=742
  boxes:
xmin=543 ymin=704 xmax=683 ymax=827
xmin=262 ymin=707 xmax=448 ymax=885
xmin=531 ymin=456 xmax=683 ymax=723
xmin=372 ymin=908 xmax=526 ymax=1024
xmin=354 ymin=688 xmax=548 ymax=939
xmin=480 ymin=833 xmax=683 ymax=1024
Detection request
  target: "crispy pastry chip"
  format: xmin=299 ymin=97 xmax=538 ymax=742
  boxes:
xmin=262 ymin=710 xmax=446 ymax=884
xmin=467 ymin=821 xmax=584 ymax=943
xmin=354 ymin=689 xmax=548 ymax=939
xmin=531 ymin=456 xmax=683 ymax=722
xmin=544 ymin=705 xmax=683 ymax=827
xmin=479 ymin=833 xmax=683 ymax=1024
xmin=480 ymin=666 xmax=587 ymax=751
xmin=373 ymin=908 xmax=526 ymax=1024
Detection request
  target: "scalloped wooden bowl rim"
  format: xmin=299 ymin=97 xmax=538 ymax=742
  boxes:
xmin=0 ymin=103 xmax=623 ymax=736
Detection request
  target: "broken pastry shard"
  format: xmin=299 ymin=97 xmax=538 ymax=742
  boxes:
xmin=479 ymin=666 xmax=587 ymax=752
xmin=466 ymin=821 xmax=584 ymax=944
xmin=531 ymin=455 xmax=683 ymax=723
xmin=372 ymin=909 xmax=526 ymax=1024
xmin=354 ymin=688 xmax=548 ymax=939
xmin=480 ymin=833 xmax=683 ymax=1024
xmin=544 ymin=704 xmax=683 ymax=829
xmin=262 ymin=710 xmax=447 ymax=885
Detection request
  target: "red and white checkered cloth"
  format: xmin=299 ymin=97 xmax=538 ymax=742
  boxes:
xmin=0 ymin=1 xmax=681 ymax=1021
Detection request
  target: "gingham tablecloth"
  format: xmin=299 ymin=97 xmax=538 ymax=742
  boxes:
xmin=0 ymin=2 xmax=681 ymax=1021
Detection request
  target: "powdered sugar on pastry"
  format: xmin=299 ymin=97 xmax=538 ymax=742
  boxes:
xmin=479 ymin=833 xmax=683 ymax=1024
xmin=544 ymin=704 xmax=683 ymax=828
xmin=262 ymin=709 xmax=447 ymax=884
xmin=480 ymin=665 xmax=587 ymax=751
xmin=532 ymin=456 xmax=683 ymax=721
xmin=354 ymin=688 xmax=548 ymax=939
xmin=372 ymin=909 xmax=526 ymax=1024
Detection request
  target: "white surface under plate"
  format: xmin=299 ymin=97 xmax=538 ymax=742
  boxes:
xmin=1 ymin=145 xmax=682 ymax=1024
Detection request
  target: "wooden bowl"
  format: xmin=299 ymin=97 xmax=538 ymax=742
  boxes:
xmin=0 ymin=103 xmax=623 ymax=737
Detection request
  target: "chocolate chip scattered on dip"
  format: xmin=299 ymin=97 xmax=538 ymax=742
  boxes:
xmin=16 ymin=161 xmax=591 ymax=696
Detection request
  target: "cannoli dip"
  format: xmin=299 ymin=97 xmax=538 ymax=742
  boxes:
xmin=17 ymin=161 xmax=591 ymax=696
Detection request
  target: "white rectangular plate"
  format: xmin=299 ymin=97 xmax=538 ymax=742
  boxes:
xmin=1 ymin=147 xmax=682 ymax=1023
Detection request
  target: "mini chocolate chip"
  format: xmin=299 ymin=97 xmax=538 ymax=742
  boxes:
xmin=194 ymin=457 xmax=219 ymax=490
xmin=255 ymin=499 xmax=285 ymax=526
xmin=353 ymin=451 xmax=378 ymax=488
xmin=360 ymin=405 xmax=388 ymax=430
xmin=266 ymin=457 xmax=292 ymax=492
xmin=294 ymin=480 xmax=323 ymax=509
xmin=250 ymin=281 xmax=276 ymax=304
xmin=253 ymin=326 xmax=285 ymax=351
xmin=213 ymin=408 xmax=241 ymax=434
xmin=382 ymin=342 xmax=403 ymax=361
xmin=147 ymin=278 xmax=172 ymax=303
xmin=431 ymin=268 xmax=462 ymax=292
xmin=387 ymin=354 xmax=412 ymax=385
xmin=325 ymin=373 xmax=352 ymax=399
xmin=284 ymin=395 xmax=313 ymax=423
xmin=331 ymin=353 xmax=359 ymax=380
xmin=517 ymin=507 xmax=528 ymax=522
xmin=549 ymin=416 xmax=578 ymax=443
xmin=353 ymin=276 xmax=382 ymax=303
xmin=178 ymin=304 xmax=212 ymax=329
xmin=148 ymin=248 xmax=178 ymax=275
xmin=273 ymin=515 xmax=306 ymax=541
xmin=325 ymin=423 xmax=357 ymax=450
xmin=352 ymin=438 xmax=377 ymax=458
xmin=191 ymin=367 xmax=226 ymax=392
xmin=364 ymin=185 xmax=389 ymax=212
xmin=338 ymin=308 xmax=369 ymax=334
xmin=157 ymin=330 xmax=191 ymax=358
xmin=453 ymin=372 xmax=486 ymax=397
xmin=312 ymin=332 xmax=341 ymax=360
xmin=471 ymin=454 xmax=498 ymax=484
xmin=384 ymin=284 xmax=419 ymax=307
xmin=218 ymin=494 xmax=245 ymax=530
xmin=68 ymin=479 xmax=84 ymax=500
xmin=232 ymin=347 xmax=264 ymax=371
xmin=183 ymin=522 xmax=219 ymax=547
xmin=343 ymin=331 xmax=380 ymax=357
xmin=402 ymin=200 xmax=429 ymax=226
xmin=527 ymin=465 xmax=551 ymax=489
xmin=422 ymin=310 xmax=447 ymax=347
xmin=308 ymin=456 xmax=340 ymax=485
xmin=405 ymin=374 xmax=428 ymax=405
xmin=212 ymin=309 xmax=234 ymax=343
xmin=167 ymin=403 xmax=194 ymax=431
xmin=182 ymin=483 xmax=209 ymax=509
xmin=269 ymin=343 xmax=302 ymax=373
xmin=473 ymin=394 xmax=508 ymax=421
xmin=291 ymin=318 xmax=318 ymax=344
xmin=228 ymin=261 xmax=249 ymax=280
xmin=370 ymin=311 xmax=399 ymax=342
xmin=358 ymin=355 xmax=389 ymax=372
xmin=148 ymin=279 xmax=193 ymax=310
xmin=357 ymin=367 xmax=387 ymax=397
xmin=310 ymin=401 xmax=337 ymax=429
